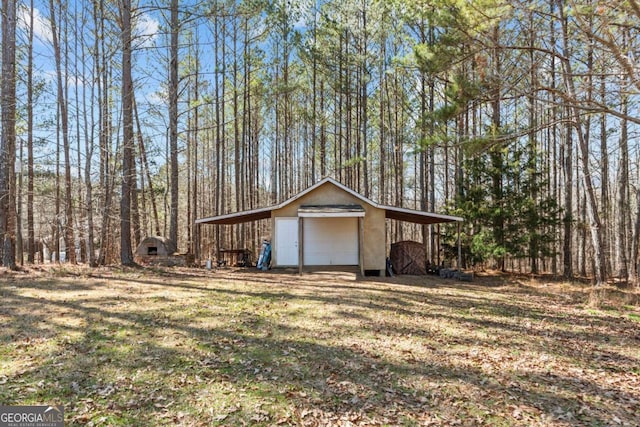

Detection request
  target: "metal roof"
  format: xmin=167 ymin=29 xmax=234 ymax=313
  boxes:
xmin=195 ymin=177 xmax=463 ymax=225
xmin=383 ymin=206 xmax=462 ymax=224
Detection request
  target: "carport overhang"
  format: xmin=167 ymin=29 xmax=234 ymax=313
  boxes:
xmin=383 ymin=206 xmax=462 ymax=225
xmin=196 ymin=206 xmax=273 ymax=225
xmin=195 ymin=204 xmax=461 ymax=226
xmin=195 ymin=177 xmax=464 ymax=273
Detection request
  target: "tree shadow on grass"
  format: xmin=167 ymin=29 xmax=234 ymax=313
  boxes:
xmin=117 ymin=271 xmax=638 ymax=343
xmin=1 ymin=273 xmax=638 ymax=425
xmin=68 ymin=269 xmax=640 ymax=382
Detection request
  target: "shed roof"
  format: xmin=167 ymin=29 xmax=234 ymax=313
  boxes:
xmin=135 ymin=235 xmax=177 ymax=255
xmin=195 ymin=177 xmax=463 ymax=226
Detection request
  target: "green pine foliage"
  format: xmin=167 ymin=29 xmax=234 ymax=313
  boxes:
xmin=448 ymin=141 xmax=561 ymax=271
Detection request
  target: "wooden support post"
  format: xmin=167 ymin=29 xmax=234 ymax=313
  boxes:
xmin=437 ymin=223 xmax=441 ymax=266
xmin=298 ymin=217 xmax=303 ymax=275
xmin=457 ymin=222 xmax=462 ymax=273
xmin=359 ymin=217 xmax=365 ymax=276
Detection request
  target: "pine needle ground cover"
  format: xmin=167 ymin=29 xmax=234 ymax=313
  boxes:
xmin=0 ymin=267 xmax=638 ymax=426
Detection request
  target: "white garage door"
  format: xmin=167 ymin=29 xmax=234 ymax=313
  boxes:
xmin=303 ymin=217 xmax=359 ymax=265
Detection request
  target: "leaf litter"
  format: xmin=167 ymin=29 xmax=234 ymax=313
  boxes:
xmin=0 ymin=265 xmax=638 ymax=426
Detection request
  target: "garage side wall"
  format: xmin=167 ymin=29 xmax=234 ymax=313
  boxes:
xmin=271 ymin=183 xmax=386 ymax=271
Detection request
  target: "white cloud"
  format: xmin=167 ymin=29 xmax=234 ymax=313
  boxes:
xmin=17 ymin=4 xmax=53 ymax=44
xmin=134 ymin=12 xmax=160 ymax=48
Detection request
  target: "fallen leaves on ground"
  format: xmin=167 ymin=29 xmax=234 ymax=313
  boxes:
xmin=0 ymin=265 xmax=638 ymax=426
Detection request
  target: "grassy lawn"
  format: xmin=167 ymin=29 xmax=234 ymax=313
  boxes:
xmin=1 ymin=266 xmax=638 ymax=426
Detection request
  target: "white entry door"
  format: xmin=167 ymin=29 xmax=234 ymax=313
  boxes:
xmin=303 ymin=217 xmax=359 ymax=265
xmin=274 ymin=217 xmax=299 ymax=266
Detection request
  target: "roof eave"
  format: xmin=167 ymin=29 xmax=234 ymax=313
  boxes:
xmin=195 ymin=177 xmax=464 ymax=226
xmin=195 ymin=207 xmax=274 ymax=225
xmin=383 ymin=206 xmax=463 ymax=225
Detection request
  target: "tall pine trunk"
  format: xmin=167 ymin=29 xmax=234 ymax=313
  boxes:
xmin=616 ymin=94 xmax=629 ymax=281
xmin=27 ymin=0 xmax=36 ymax=263
xmin=559 ymin=5 xmax=605 ymax=285
xmin=120 ymin=0 xmax=135 ymax=265
xmin=83 ymin=10 xmax=96 ymax=267
xmin=1 ymin=0 xmax=18 ymax=269
xmin=49 ymin=0 xmax=76 ymax=264
xmin=168 ymin=0 xmax=179 ymax=248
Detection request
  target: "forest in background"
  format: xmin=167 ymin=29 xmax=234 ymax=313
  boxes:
xmin=0 ymin=0 xmax=639 ymax=286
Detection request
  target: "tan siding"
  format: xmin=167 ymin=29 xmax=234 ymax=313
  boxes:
xmin=272 ymin=182 xmax=386 ymax=270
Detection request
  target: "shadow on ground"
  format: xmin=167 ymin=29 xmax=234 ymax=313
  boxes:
xmin=0 ymin=266 xmax=638 ymax=426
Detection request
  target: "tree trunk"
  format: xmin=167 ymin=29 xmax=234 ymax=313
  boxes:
xmin=379 ymin=57 xmax=386 ymax=204
xmin=49 ymin=0 xmax=76 ymax=264
xmin=133 ymin=98 xmax=161 ymax=236
xmin=168 ymin=0 xmax=179 ymax=248
xmin=311 ymin=15 xmax=318 ymax=183
xmin=559 ymin=6 xmax=605 ymax=285
xmin=73 ymin=4 xmax=86 ymax=263
xmin=616 ymin=97 xmax=629 ymax=281
xmin=361 ymin=1 xmax=370 ymax=198
xmin=233 ymin=19 xmax=242 ymax=246
xmin=192 ymin=36 xmax=200 ymax=259
xmin=630 ymin=187 xmax=640 ymax=287
xmin=95 ymin=0 xmax=112 ymax=265
xmin=1 ymin=0 xmax=18 ymax=269
xmin=83 ymin=21 xmax=96 ymax=267
xmin=119 ymin=0 xmax=135 ymax=265
xmin=27 ymin=0 xmax=36 ymax=264
xmin=17 ymin=135 xmax=23 ymax=265
xmin=130 ymin=149 xmax=141 ymax=248
xmin=528 ymin=10 xmax=539 ymax=274
xmin=490 ymin=25 xmax=505 ymax=272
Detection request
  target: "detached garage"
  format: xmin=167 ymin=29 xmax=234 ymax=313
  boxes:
xmin=196 ymin=177 xmax=463 ymax=274
xmin=275 ymin=207 xmax=363 ymax=267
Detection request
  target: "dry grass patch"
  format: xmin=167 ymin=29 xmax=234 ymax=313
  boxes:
xmin=0 ymin=266 xmax=638 ymax=426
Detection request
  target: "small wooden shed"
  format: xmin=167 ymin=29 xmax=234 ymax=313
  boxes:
xmin=390 ymin=241 xmax=427 ymax=275
xmin=196 ymin=177 xmax=463 ymax=275
xmin=135 ymin=236 xmax=177 ymax=258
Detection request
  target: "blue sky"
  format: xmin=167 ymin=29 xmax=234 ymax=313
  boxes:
xmin=15 ymin=0 xmax=169 ymax=174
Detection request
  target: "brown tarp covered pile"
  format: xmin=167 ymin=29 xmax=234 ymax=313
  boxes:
xmin=390 ymin=240 xmax=426 ymax=275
